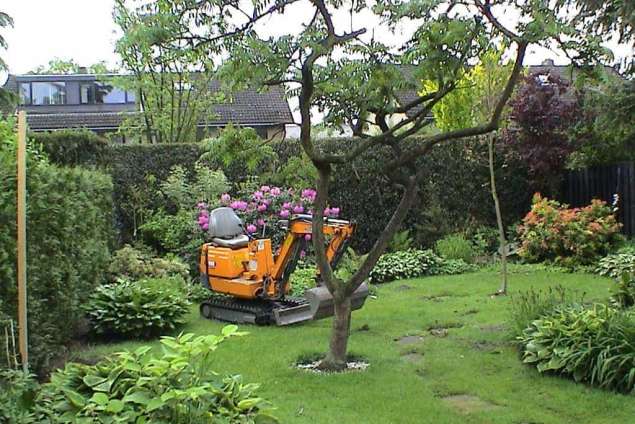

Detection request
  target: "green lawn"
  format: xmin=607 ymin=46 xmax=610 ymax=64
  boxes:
xmin=76 ymin=269 xmax=634 ymax=423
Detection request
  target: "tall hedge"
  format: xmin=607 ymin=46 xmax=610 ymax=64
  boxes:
xmin=33 ymin=129 xmax=109 ymax=167
xmin=35 ymin=130 xmax=531 ymax=252
xmin=1 ymin=128 xmax=113 ymax=375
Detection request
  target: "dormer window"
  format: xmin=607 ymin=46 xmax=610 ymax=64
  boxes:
xmin=32 ymin=82 xmax=66 ymax=105
xmin=19 ymin=83 xmax=31 ymax=105
xmin=80 ymin=83 xmax=95 ymax=104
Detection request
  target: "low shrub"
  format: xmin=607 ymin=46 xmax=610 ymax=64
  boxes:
xmin=85 ymin=277 xmax=190 ymax=339
xmin=596 ymin=252 xmax=635 ymax=280
xmin=387 ymin=230 xmax=415 ymax=252
xmin=509 ymin=285 xmax=585 ymax=338
xmin=289 ymin=267 xmax=317 ymax=296
xmin=610 ymin=273 xmax=635 ymax=309
xmin=369 ymin=249 xmax=441 ymax=284
xmin=518 ymin=304 xmax=635 ymax=393
xmin=108 ymin=244 xmax=190 ymax=281
xmin=517 ymin=194 xmax=623 ymax=267
xmin=467 ymin=225 xmax=500 ymax=256
xmin=186 ymin=281 xmax=212 ymax=303
xmin=434 ymin=258 xmax=475 ymax=275
xmin=0 ymin=369 xmax=39 ymax=424
xmin=36 ymin=328 xmax=278 ymax=423
xmin=435 ymin=233 xmax=476 ymax=264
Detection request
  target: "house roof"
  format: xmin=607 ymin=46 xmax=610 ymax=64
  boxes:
xmin=391 ymin=60 xmax=622 ymax=118
xmin=3 ymin=73 xmax=295 ymax=131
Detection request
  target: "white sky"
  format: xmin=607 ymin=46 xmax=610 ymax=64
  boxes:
xmin=1 ymin=0 xmax=632 ymax=81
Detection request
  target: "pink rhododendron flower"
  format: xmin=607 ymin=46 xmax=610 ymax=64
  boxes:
xmin=301 ymin=189 xmax=317 ymax=202
xmin=260 ymin=185 xmax=271 ymax=193
xmin=293 ymin=204 xmax=304 ymax=214
xmin=202 ymin=223 xmax=209 ymax=230
xmin=263 ymin=198 xmax=271 ymax=206
xmin=246 ymin=224 xmax=257 ymax=233
xmin=230 ymin=200 xmax=248 ymax=211
xmin=253 ymin=191 xmax=263 ymax=200
xmin=220 ymin=193 xmax=231 ymax=204
xmin=257 ymin=218 xmax=265 ymax=227
xmin=197 ymin=202 xmax=207 ymax=210
xmin=279 ymin=209 xmax=290 ymax=218
xmin=304 ymin=234 xmax=311 ymax=241
xmin=282 ymin=202 xmax=292 ymax=209
xmin=270 ymin=187 xmax=281 ymax=196
xmin=330 ymin=207 xmax=340 ymax=217
xmin=324 ymin=207 xmax=332 ymax=217
xmin=300 ymin=250 xmax=306 ymax=259
xmin=257 ymin=203 xmax=267 ymax=212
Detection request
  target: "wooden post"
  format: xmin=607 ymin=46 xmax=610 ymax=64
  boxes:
xmin=16 ymin=111 xmax=28 ymax=373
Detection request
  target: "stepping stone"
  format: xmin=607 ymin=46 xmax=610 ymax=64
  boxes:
xmin=401 ymin=352 xmax=423 ymax=363
xmin=396 ymin=335 xmax=424 ymax=345
xmin=441 ymin=394 xmax=500 ymax=414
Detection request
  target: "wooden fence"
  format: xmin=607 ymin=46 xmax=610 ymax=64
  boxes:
xmin=562 ymin=162 xmax=635 ymax=237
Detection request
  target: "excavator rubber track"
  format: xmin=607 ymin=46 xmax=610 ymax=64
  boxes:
xmin=200 ymin=296 xmax=312 ymax=326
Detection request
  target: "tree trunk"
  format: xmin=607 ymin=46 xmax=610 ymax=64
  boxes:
xmin=319 ymin=294 xmax=351 ymax=371
xmin=488 ymin=136 xmax=508 ymax=294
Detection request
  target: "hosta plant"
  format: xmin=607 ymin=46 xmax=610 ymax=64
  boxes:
xmin=517 ymin=194 xmax=623 ymax=267
xmin=596 ymin=252 xmax=635 ymax=280
xmin=518 ymin=303 xmax=635 ymax=393
xmin=369 ymin=249 xmax=441 ymax=284
xmin=610 ymin=273 xmax=635 ymax=309
xmin=85 ymin=277 xmax=190 ymax=339
xmin=36 ymin=328 xmax=278 ymax=423
xmin=108 ymin=244 xmax=189 ymax=282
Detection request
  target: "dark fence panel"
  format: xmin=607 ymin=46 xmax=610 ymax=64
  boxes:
xmin=562 ymin=162 xmax=635 ymax=237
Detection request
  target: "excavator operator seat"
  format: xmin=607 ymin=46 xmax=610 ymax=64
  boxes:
xmin=208 ymin=207 xmax=249 ymax=249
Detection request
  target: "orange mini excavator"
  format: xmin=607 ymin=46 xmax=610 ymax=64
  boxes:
xmin=199 ymin=207 xmax=369 ymax=325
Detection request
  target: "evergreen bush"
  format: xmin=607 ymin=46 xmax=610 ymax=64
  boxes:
xmin=0 ymin=121 xmax=113 ymax=375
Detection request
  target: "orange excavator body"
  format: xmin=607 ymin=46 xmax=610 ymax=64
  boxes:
xmin=198 ymin=211 xmax=367 ymax=325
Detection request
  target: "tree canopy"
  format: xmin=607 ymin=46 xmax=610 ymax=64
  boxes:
xmin=126 ymin=0 xmax=615 ymax=370
xmin=29 ymin=58 xmax=115 ymax=75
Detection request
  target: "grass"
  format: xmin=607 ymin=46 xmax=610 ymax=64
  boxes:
xmin=76 ymin=269 xmax=634 ymax=423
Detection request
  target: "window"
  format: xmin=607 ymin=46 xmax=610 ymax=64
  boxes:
xmin=80 ymin=83 xmax=95 ymax=104
xmin=19 ymin=83 xmax=31 ymax=105
xmin=94 ymin=82 xmax=126 ymax=104
xmin=31 ymin=82 xmax=66 ymax=105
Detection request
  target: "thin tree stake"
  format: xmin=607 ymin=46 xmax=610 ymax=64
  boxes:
xmin=17 ymin=111 xmax=29 ymax=373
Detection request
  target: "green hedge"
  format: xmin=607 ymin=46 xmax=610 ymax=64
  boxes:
xmin=36 ymin=131 xmax=531 ymax=252
xmin=0 ymin=131 xmax=113 ymax=375
xmin=33 ymin=130 xmax=109 ymax=167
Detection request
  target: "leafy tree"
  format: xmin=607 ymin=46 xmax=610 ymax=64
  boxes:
xmin=113 ymin=0 xmax=223 ymax=143
xmin=29 ymin=58 xmax=114 ymax=74
xmin=134 ymin=0 xmax=608 ymax=370
xmin=0 ymin=11 xmax=12 ymax=72
xmin=567 ymin=0 xmax=634 ymax=48
xmin=568 ymin=75 xmax=635 ymax=167
xmin=0 ymin=11 xmax=14 ymax=109
xmin=502 ymin=73 xmax=579 ymax=196
xmin=427 ymin=49 xmax=513 ymax=294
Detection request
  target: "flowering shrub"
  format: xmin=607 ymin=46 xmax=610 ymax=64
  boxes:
xmin=195 ymin=186 xmax=340 ymax=247
xmin=517 ymin=194 xmax=623 ymax=267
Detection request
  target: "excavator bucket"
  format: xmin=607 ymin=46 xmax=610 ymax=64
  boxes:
xmin=272 ymin=283 xmax=370 ymax=326
xmin=305 ymin=282 xmax=370 ymax=321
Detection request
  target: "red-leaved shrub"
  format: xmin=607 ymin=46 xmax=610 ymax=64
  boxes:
xmin=518 ymin=194 xmax=622 ymax=267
